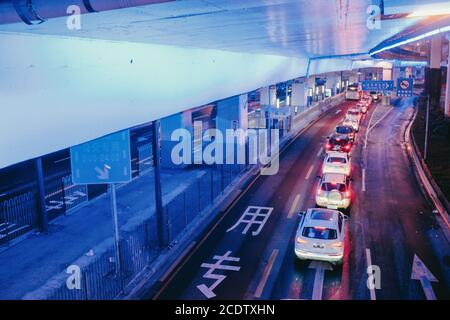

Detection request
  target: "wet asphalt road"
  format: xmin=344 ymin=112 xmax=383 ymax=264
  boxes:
xmin=154 ymin=98 xmax=450 ymax=300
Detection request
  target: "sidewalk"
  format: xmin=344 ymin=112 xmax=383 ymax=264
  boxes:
xmin=0 ymin=167 xmax=205 ymax=299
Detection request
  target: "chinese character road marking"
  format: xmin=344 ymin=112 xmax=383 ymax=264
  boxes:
xmin=197 ymin=251 xmax=241 ymax=299
xmin=227 ymin=206 xmax=273 ymax=236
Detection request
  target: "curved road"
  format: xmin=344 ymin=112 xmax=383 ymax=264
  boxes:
xmin=152 ymin=98 xmax=450 ymax=300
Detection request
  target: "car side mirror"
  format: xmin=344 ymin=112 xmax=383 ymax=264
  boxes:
xmin=343 ymin=214 xmax=349 ymax=221
xmin=298 ymin=211 xmax=305 ymax=217
xmin=316 ymin=175 xmax=322 ymax=179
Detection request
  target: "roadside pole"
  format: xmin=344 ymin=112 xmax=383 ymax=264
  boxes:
xmin=424 ymin=95 xmax=430 ymax=161
xmin=109 ymin=183 xmax=123 ymax=290
xmin=152 ymin=120 xmax=166 ymax=247
xmin=35 ymin=157 xmax=48 ymax=233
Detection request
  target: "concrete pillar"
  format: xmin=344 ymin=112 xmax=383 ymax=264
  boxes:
xmin=291 ymin=82 xmax=307 ymax=107
xmin=260 ymin=86 xmax=270 ymax=107
xmin=382 ymin=68 xmax=392 ymax=81
xmin=160 ymin=110 xmax=193 ymax=168
xmin=445 ymin=34 xmax=450 ymax=117
xmin=307 ymin=76 xmax=315 ymax=105
xmin=427 ymin=35 xmax=443 ymax=106
xmin=349 ymin=72 xmax=358 ymax=84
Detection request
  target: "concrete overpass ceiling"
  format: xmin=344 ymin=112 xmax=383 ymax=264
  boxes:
xmin=0 ymin=0 xmax=423 ymax=59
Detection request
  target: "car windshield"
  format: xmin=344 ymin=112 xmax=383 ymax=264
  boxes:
xmin=321 ymin=182 xmax=346 ymax=192
xmin=327 ymin=157 xmax=347 ymax=164
xmin=302 ymin=227 xmax=337 ymax=240
xmin=336 ymin=126 xmax=351 ymax=134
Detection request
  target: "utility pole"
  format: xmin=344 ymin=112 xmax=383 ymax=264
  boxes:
xmin=424 ymin=95 xmax=430 ymax=161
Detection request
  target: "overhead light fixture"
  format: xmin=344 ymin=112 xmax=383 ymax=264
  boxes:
xmin=370 ymin=25 xmax=450 ymax=56
xmin=407 ymin=7 xmax=450 ymax=17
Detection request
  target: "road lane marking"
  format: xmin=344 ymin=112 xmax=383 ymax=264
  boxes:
xmin=288 ymin=194 xmax=301 ymax=218
xmin=316 ymin=147 xmax=323 ymax=157
xmin=309 ymin=261 xmax=333 ymax=300
xmin=305 ymin=165 xmax=314 ymax=180
xmin=362 ymin=169 xmax=366 ymax=192
xmin=335 ymin=109 xmax=342 ymax=114
xmin=254 ymin=249 xmax=279 ymax=298
xmin=365 ymin=248 xmax=377 ymax=300
xmin=364 ymin=107 xmax=394 ymax=148
xmin=227 ymin=206 xmax=273 ymax=236
xmin=411 ymin=254 xmax=438 ymax=300
xmin=197 ymin=251 xmax=241 ymax=299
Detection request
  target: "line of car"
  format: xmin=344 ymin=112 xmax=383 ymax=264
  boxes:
xmin=294 ymin=95 xmax=374 ymax=265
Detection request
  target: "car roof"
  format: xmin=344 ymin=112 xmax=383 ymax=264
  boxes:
xmin=326 ymin=151 xmax=348 ymax=159
xmin=322 ymin=173 xmax=347 ymax=183
xmin=337 ymin=124 xmax=354 ymax=130
xmin=303 ymin=209 xmax=339 ymax=229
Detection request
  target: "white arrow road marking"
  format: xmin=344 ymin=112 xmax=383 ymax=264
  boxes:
xmin=309 ymin=261 xmax=333 ymax=300
xmin=411 ymin=254 xmax=438 ymax=300
xmin=288 ymin=194 xmax=301 ymax=219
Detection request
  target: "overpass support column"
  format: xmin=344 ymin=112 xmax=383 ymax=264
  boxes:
xmin=160 ymin=111 xmax=193 ymax=169
xmin=291 ymin=82 xmax=307 ymax=108
xmin=427 ymin=35 xmax=443 ymax=107
xmin=260 ymin=86 xmax=276 ymax=108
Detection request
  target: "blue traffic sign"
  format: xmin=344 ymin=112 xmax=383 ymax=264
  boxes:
xmin=396 ymin=78 xmax=413 ymax=97
xmin=361 ymin=80 xmax=394 ymax=92
xmin=70 ymin=130 xmax=132 ymax=184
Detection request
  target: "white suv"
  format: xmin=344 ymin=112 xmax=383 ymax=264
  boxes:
xmin=322 ymin=151 xmax=351 ymax=176
xmin=315 ymin=173 xmax=352 ymax=211
xmin=343 ymin=117 xmax=360 ymax=132
xmin=295 ymin=208 xmax=348 ymax=264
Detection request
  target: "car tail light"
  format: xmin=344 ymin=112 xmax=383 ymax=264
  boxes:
xmin=326 ymin=143 xmax=331 ymax=149
xmin=297 ymin=237 xmax=308 ymax=244
xmin=344 ymin=144 xmax=351 ymax=150
xmin=314 ymin=226 xmax=326 ymax=231
xmin=346 ymin=191 xmax=351 ymax=197
xmin=330 ymin=242 xmax=343 ymax=248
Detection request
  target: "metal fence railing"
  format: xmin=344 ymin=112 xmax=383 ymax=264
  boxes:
xmin=0 ymin=191 xmax=38 ymax=245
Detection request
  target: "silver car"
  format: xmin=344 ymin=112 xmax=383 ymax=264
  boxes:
xmin=295 ymin=208 xmax=348 ymax=264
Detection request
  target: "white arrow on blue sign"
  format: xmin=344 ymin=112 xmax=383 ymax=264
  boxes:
xmin=362 ymin=80 xmax=394 ymax=92
xmin=70 ymin=129 xmax=132 ymax=184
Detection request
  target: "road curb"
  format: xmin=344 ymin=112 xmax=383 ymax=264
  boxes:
xmin=405 ymin=103 xmax=450 ymax=233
